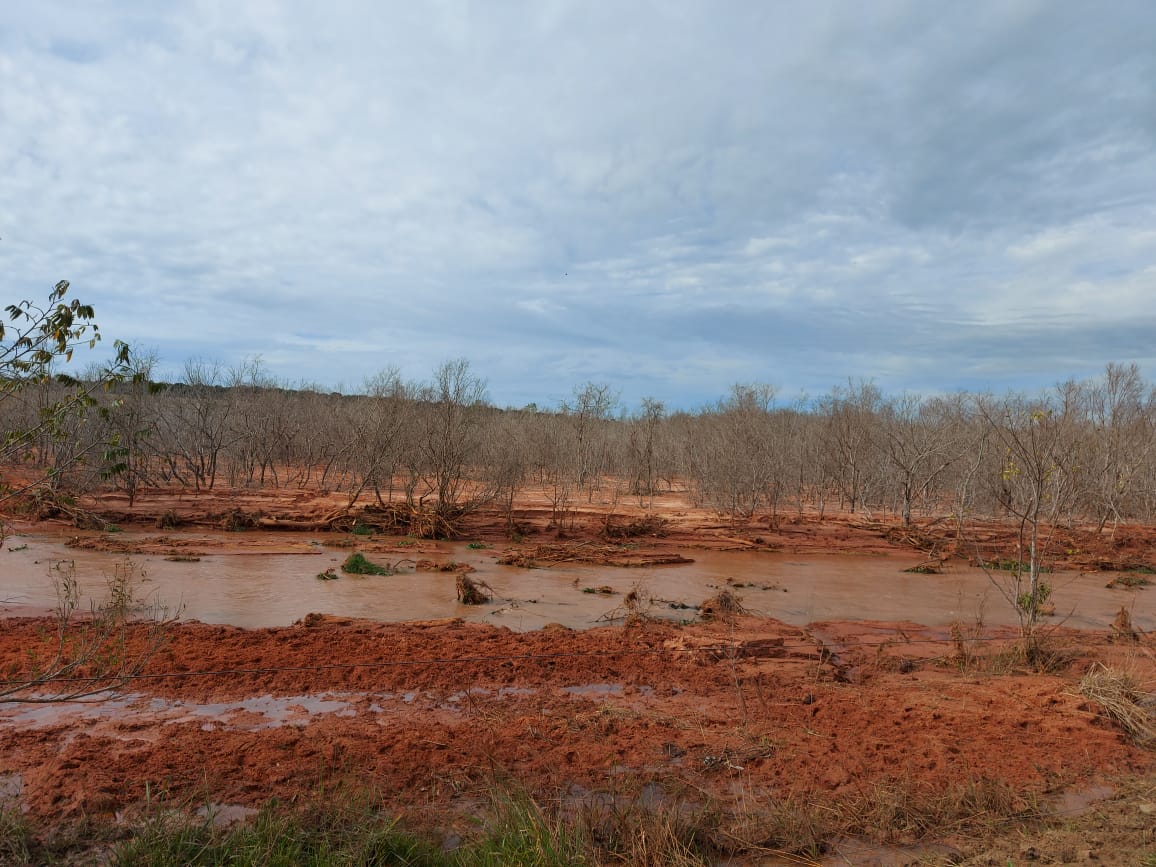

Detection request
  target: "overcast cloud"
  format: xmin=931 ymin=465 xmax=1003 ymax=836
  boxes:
xmin=3 ymin=1 xmax=1155 ymax=409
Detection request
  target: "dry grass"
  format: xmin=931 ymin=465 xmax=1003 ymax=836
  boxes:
xmin=582 ymin=804 xmax=712 ymax=867
xmin=1079 ymin=662 xmax=1156 ymax=746
xmin=1111 ymin=604 xmax=1140 ymax=641
xmin=594 ymin=581 xmax=662 ymax=626
xmin=718 ymin=776 xmax=1046 ymax=859
xmin=699 ymin=589 xmax=749 ymax=621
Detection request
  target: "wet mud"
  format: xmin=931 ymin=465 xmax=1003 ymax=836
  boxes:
xmin=2 ymin=484 xmax=1155 ymax=859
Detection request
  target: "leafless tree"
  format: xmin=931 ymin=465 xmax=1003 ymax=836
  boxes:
xmin=819 ymin=380 xmax=883 ymax=514
xmin=687 ymin=384 xmax=779 ymax=521
xmin=561 ymin=382 xmax=617 ymax=499
xmin=881 ymin=393 xmax=969 ymax=525
xmin=974 ymin=390 xmax=1080 ymax=653
xmin=407 ymin=359 xmax=493 ymax=534
xmin=626 ymin=397 xmax=666 ymax=505
xmin=1077 ymin=363 xmax=1155 ymax=532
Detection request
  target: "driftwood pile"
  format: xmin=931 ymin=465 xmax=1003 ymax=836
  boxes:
xmin=256 ymin=503 xmax=463 ymax=539
xmin=498 ymin=542 xmax=692 ymax=569
xmin=601 ymin=514 xmax=669 ymax=540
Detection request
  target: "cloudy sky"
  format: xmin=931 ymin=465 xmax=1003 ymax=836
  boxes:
xmin=3 ymin=1 xmax=1155 ymax=409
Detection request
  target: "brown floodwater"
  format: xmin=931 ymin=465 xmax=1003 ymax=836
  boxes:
xmin=0 ymin=531 xmax=1150 ymax=632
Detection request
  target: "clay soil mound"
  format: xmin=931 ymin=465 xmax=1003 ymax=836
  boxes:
xmin=2 ymin=614 xmax=1153 ymax=854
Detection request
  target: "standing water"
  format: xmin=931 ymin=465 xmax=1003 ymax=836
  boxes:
xmin=0 ymin=531 xmax=1149 ymax=632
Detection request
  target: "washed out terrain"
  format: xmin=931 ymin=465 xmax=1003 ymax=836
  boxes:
xmin=2 ymin=482 xmax=1155 ymax=864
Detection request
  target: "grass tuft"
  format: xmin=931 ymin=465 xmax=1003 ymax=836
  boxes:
xmin=699 ymin=589 xmax=748 ymax=621
xmin=341 ymin=552 xmax=393 ymax=576
xmin=115 ymin=797 xmax=437 ymax=866
xmin=1080 ymin=662 xmax=1156 ymax=746
xmin=0 ymin=803 xmax=31 ymax=865
xmin=457 ymin=791 xmax=587 ymax=866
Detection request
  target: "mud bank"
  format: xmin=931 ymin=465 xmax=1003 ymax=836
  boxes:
xmin=1 ymin=616 xmax=1153 ymax=839
xmin=3 ymin=485 xmax=1156 ymax=861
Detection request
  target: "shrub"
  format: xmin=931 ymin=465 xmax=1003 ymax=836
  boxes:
xmin=341 ymin=553 xmax=392 ymax=576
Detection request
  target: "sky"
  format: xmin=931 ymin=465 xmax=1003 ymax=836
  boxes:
xmin=3 ymin=1 xmax=1155 ymax=410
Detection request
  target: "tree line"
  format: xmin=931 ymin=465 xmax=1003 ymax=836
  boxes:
xmin=3 ymin=347 xmax=1155 ymax=536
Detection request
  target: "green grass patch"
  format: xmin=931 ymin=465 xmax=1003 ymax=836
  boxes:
xmin=2 ymin=774 xmax=1063 ymax=867
xmin=0 ymin=804 xmax=32 ymax=865
xmin=979 ymin=558 xmax=1051 ymax=574
xmin=112 ymin=791 xmax=589 ymax=867
xmin=115 ymin=798 xmax=437 ymax=866
xmin=341 ymin=553 xmax=392 ymax=576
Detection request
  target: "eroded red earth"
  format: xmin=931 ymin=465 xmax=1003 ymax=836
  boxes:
xmin=3 ymin=484 xmax=1156 ymax=860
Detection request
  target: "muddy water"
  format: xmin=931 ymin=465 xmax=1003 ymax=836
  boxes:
xmin=1 ymin=531 xmax=1150 ymax=632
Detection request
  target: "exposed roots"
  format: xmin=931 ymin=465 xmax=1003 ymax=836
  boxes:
xmin=259 ymin=503 xmax=464 ymax=539
xmin=456 ymin=574 xmax=494 ymax=605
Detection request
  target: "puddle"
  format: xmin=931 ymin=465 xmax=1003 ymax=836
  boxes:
xmin=0 ymin=773 xmax=22 ymax=800
xmin=820 ymin=838 xmax=964 ymax=866
xmin=196 ymin=803 xmax=259 ymax=828
xmin=441 ymin=686 xmax=534 ymax=705
xmin=2 ymin=533 xmax=1151 ymax=632
xmin=563 ymin=683 xmax=623 ymax=697
xmin=0 ymin=693 xmax=359 ymax=731
xmin=561 ymin=780 xmax=669 ymax=815
xmin=1056 ymin=783 xmax=1115 ymax=816
xmin=0 ymin=682 xmax=652 ymax=732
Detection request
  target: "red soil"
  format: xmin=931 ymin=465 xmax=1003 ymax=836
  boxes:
xmin=2 ymin=483 xmax=1156 ymax=852
xmin=18 ymin=479 xmax=1156 ymax=570
xmin=2 ymin=614 xmax=1153 ymax=829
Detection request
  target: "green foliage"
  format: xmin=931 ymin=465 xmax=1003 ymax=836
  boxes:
xmin=455 ymin=791 xmax=588 ymax=866
xmin=350 ymin=522 xmax=374 ymax=537
xmin=0 ymin=803 xmax=31 ymax=864
xmin=1016 ymin=580 xmax=1052 ymax=616
xmin=111 ymin=792 xmax=586 ymax=867
xmin=341 ymin=553 xmax=392 ymax=576
xmin=115 ymin=799 xmax=437 ymax=866
xmin=1 ymin=280 xmax=133 ymax=504
xmin=979 ymin=558 xmax=1051 ymax=574
xmin=466 ymin=542 xmax=488 ymax=550
xmin=1 ymin=776 xmax=1064 ymax=866
xmin=2 ymin=281 xmax=112 ymax=371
